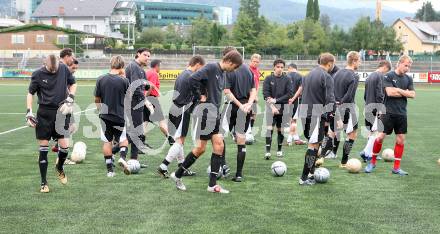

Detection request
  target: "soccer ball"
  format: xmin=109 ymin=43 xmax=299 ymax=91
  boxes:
xmin=314 ymin=167 xmax=330 ymax=183
xmin=127 ymin=159 xmax=141 ymax=174
xmin=71 ymin=141 xmax=87 ymax=163
xmin=346 ymin=158 xmax=362 ymax=173
xmin=271 ymin=161 xmax=287 ymax=177
xmin=245 ymin=133 xmax=254 ymax=145
xmin=437 ymin=158 xmax=440 ymax=166
xmin=206 ymin=165 xmax=223 ymax=179
xmin=382 ymin=148 xmax=394 ymax=162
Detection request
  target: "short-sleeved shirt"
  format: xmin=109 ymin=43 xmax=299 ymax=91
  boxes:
xmin=94 ymin=73 xmax=129 ymax=123
xmin=225 ymin=64 xmax=255 ymax=100
xmin=125 ymin=60 xmax=146 ymax=99
xmin=173 ymin=69 xmax=194 ymax=107
xmin=364 ymin=71 xmax=384 ymax=105
xmin=28 ymin=63 xmax=75 ymax=108
xmin=249 ymin=65 xmax=260 ymax=90
xmin=287 ymin=71 xmax=303 ymax=94
xmin=146 ymin=69 xmax=160 ymax=97
xmin=190 ymin=63 xmax=225 ymax=110
xmin=383 ymin=71 xmax=414 ymax=116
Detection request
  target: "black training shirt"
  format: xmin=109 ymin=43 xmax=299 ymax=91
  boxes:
xmin=287 ymin=71 xmax=303 ymax=95
xmin=173 ymin=69 xmax=194 ymax=107
xmin=28 ymin=63 xmax=75 ymax=108
xmin=300 ymin=66 xmax=334 ymax=116
xmin=225 ymin=64 xmax=255 ymax=100
xmin=334 ymin=68 xmax=360 ymax=104
xmin=190 ymin=63 xmax=225 ymax=109
xmin=383 ymin=71 xmax=414 ymax=116
xmin=364 ymin=71 xmax=384 ymax=105
xmin=263 ymin=73 xmax=293 ymax=104
xmin=94 ymin=73 xmax=129 ymax=123
xmin=125 ymin=60 xmax=146 ymax=99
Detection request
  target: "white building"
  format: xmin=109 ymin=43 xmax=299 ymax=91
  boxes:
xmin=32 ymin=0 xmax=136 ymax=43
xmin=214 ymin=6 xmax=232 ymax=25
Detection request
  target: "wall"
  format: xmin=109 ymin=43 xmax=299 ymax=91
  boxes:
xmin=393 ymin=20 xmax=436 ymax=54
xmin=0 ymin=30 xmax=67 ymax=50
xmin=39 ymin=17 xmax=110 ymax=36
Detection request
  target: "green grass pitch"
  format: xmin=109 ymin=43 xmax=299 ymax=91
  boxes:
xmin=0 ymin=80 xmax=439 ymax=233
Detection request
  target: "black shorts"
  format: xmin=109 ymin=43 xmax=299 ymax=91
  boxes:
xmin=193 ymin=108 xmax=220 ymax=141
xmin=143 ymin=96 xmax=165 ymax=123
xmin=265 ymin=104 xmax=290 ymax=128
xmin=330 ymin=110 xmax=358 ymax=133
xmin=100 ymin=118 xmax=126 ymax=143
xmin=224 ymin=102 xmax=251 ymax=135
xmin=36 ymin=106 xmax=71 ymax=140
xmin=381 ymin=113 xmax=407 ymax=135
xmin=168 ymin=104 xmax=192 ymax=138
xmin=291 ymin=101 xmax=299 ymax=119
xmin=364 ymin=109 xmax=378 ymax=132
xmin=303 ymin=116 xmax=326 ymax=144
xmin=127 ymin=97 xmax=144 ymax=143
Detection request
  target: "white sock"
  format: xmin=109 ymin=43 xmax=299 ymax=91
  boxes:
xmin=177 ymin=144 xmax=185 ymax=164
xmin=293 ymin=134 xmax=300 ymax=141
xmin=365 ymin=135 xmax=376 ymax=158
xmin=165 ymin=143 xmax=181 ymax=163
xmin=160 ymin=163 xmax=168 ymax=170
xmin=287 ymin=135 xmax=293 ymax=142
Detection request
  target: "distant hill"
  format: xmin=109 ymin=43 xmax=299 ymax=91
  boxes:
xmin=163 ymin=0 xmax=412 ymax=28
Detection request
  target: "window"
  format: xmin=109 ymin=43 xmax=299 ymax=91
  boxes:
xmin=141 ymin=5 xmax=144 ymax=10
xmin=84 ymin=25 xmax=90 ymax=33
xmin=408 ymin=50 xmax=414 ymax=56
xmin=65 ymin=24 xmax=71 ymax=29
xmin=158 ymin=14 xmax=161 ymax=19
xmin=91 ymin=25 xmax=97 ymax=33
xmin=57 ymin=35 xmax=69 ymax=44
xmin=12 ymin=53 xmax=24 ymax=58
xmin=36 ymin=35 xmax=44 ymax=43
xmin=84 ymin=25 xmax=97 ymax=33
xmin=141 ymin=13 xmax=145 ymax=19
xmin=11 ymin=35 xmax=24 ymax=44
xmin=401 ymin=35 xmax=409 ymax=44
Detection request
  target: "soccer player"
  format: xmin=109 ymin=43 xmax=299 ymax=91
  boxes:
xmin=157 ymin=55 xmax=205 ymax=178
xmin=365 ymin=55 xmax=415 ymax=175
xmin=329 ymin=51 xmax=361 ymax=167
xmin=26 ymin=54 xmax=77 ymax=193
xmin=94 ymin=56 xmax=130 ymax=177
xmin=223 ymin=61 xmax=257 ymax=182
xmin=263 ymin=59 xmax=294 ymax=159
xmin=298 ymin=53 xmax=335 ymax=186
xmin=170 ymin=50 xmax=243 ymax=193
xmin=246 ymin=53 xmax=261 ymax=144
xmin=124 ymin=48 xmax=150 ymax=164
xmin=145 ymin=59 xmax=175 ymax=146
xmin=286 ymin=63 xmax=306 ymax=146
xmin=359 ymin=60 xmax=391 ymax=162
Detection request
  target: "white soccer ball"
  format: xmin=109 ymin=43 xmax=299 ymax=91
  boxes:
xmin=71 ymin=141 xmax=87 ymax=163
xmin=127 ymin=159 xmax=141 ymax=174
xmin=271 ymin=161 xmax=287 ymax=177
xmin=314 ymin=167 xmax=330 ymax=183
xmin=382 ymin=148 xmax=395 ymax=162
xmin=346 ymin=158 xmax=362 ymax=173
xmin=206 ymin=165 xmax=223 ymax=179
xmin=245 ymin=133 xmax=254 ymax=145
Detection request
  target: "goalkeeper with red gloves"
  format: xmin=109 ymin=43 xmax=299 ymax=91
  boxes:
xmin=26 ymin=54 xmax=77 ymax=193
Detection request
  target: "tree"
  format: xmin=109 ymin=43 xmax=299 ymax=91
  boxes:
xmin=327 ymin=25 xmax=349 ymax=55
xmin=306 ymin=0 xmax=314 ymax=20
xmin=138 ymin=27 xmax=165 ymax=45
xmin=209 ymin=23 xmax=227 ymax=46
xmin=233 ymin=0 xmax=262 ymax=52
xmin=135 ymin=10 xmax=143 ymax=32
xmin=187 ymin=16 xmax=211 ymax=46
xmin=415 ymin=1 xmax=439 ymax=21
xmin=349 ymin=16 xmax=372 ymax=50
xmin=320 ymin=13 xmax=331 ymax=33
xmin=313 ymin=0 xmax=320 ymax=21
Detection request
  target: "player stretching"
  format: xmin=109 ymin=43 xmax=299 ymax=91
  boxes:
xmin=365 ymin=55 xmax=415 ymax=175
xmin=286 ymin=63 xmax=306 ymax=146
xmin=298 ymin=53 xmax=335 ymax=186
xmin=26 ymin=54 xmax=77 ymax=193
xmin=223 ymin=61 xmax=257 ymax=182
xmin=157 ymin=55 xmax=205 ymax=178
xmin=94 ymin=56 xmax=130 ymax=177
xmin=170 ymin=50 xmax=243 ymax=193
xmin=359 ymin=60 xmax=391 ymax=162
xmin=263 ymin=59 xmax=294 ymax=159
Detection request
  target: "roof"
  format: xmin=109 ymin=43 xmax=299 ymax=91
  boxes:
xmin=0 ymin=23 xmax=106 ymax=38
xmin=0 ymin=18 xmax=25 ymax=28
xmin=32 ymin=0 xmax=118 ymax=18
xmin=395 ymin=18 xmax=440 ymax=45
xmin=115 ymin=1 xmax=137 ymax=10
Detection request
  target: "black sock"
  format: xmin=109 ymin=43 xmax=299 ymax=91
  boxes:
xmin=321 ymin=137 xmax=334 ymax=157
xmin=57 ymin=147 xmax=68 ymax=171
xmin=265 ymin=130 xmax=273 ymax=153
xmin=104 ymin=155 xmax=113 ymax=172
xmin=162 ymin=159 xmax=170 ymax=166
xmin=333 ymin=138 xmax=340 ymax=155
xmin=310 ymin=149 xmax=319 ymax=174
xmin=250 ymin=119 xmax=255 ymax=128
xmin=341 ymin=139 xmax=355 ymax=164
xmin=120 ymin=146 xmax=127 ymax=160
xmin=39 ymin=146 xmax=49 ymax=185
xmin=209 ymin=153 xmax=223 ymax=187
xmin=222 ymin=139 xmax=226 ymax=166
xmin=175 ymin=152 xmax=198 ymax=178
xmin=236 ymin=145 xmax=246 ymax=177
xmin=301 ymin=149 xmax=316 ymax=181
xmin=277 ymin=131 xmax=284 ymax=151
xmin=168 ymin=135 xmax=175 ymax=145
xmin=130 ymin=142 xmax=138 ymax=160
xmin=324 ymin=125 xmax=329 ymax=136
xmin=112 ymin=144 xmax=120 ymax=154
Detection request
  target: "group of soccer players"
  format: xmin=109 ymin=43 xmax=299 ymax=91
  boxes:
xmin=26 ymin=46 xmax=415 ymax=193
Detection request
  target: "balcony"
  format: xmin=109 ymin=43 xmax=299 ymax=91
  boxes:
xmin=110 ymin=15 xmax=136 ymax=24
